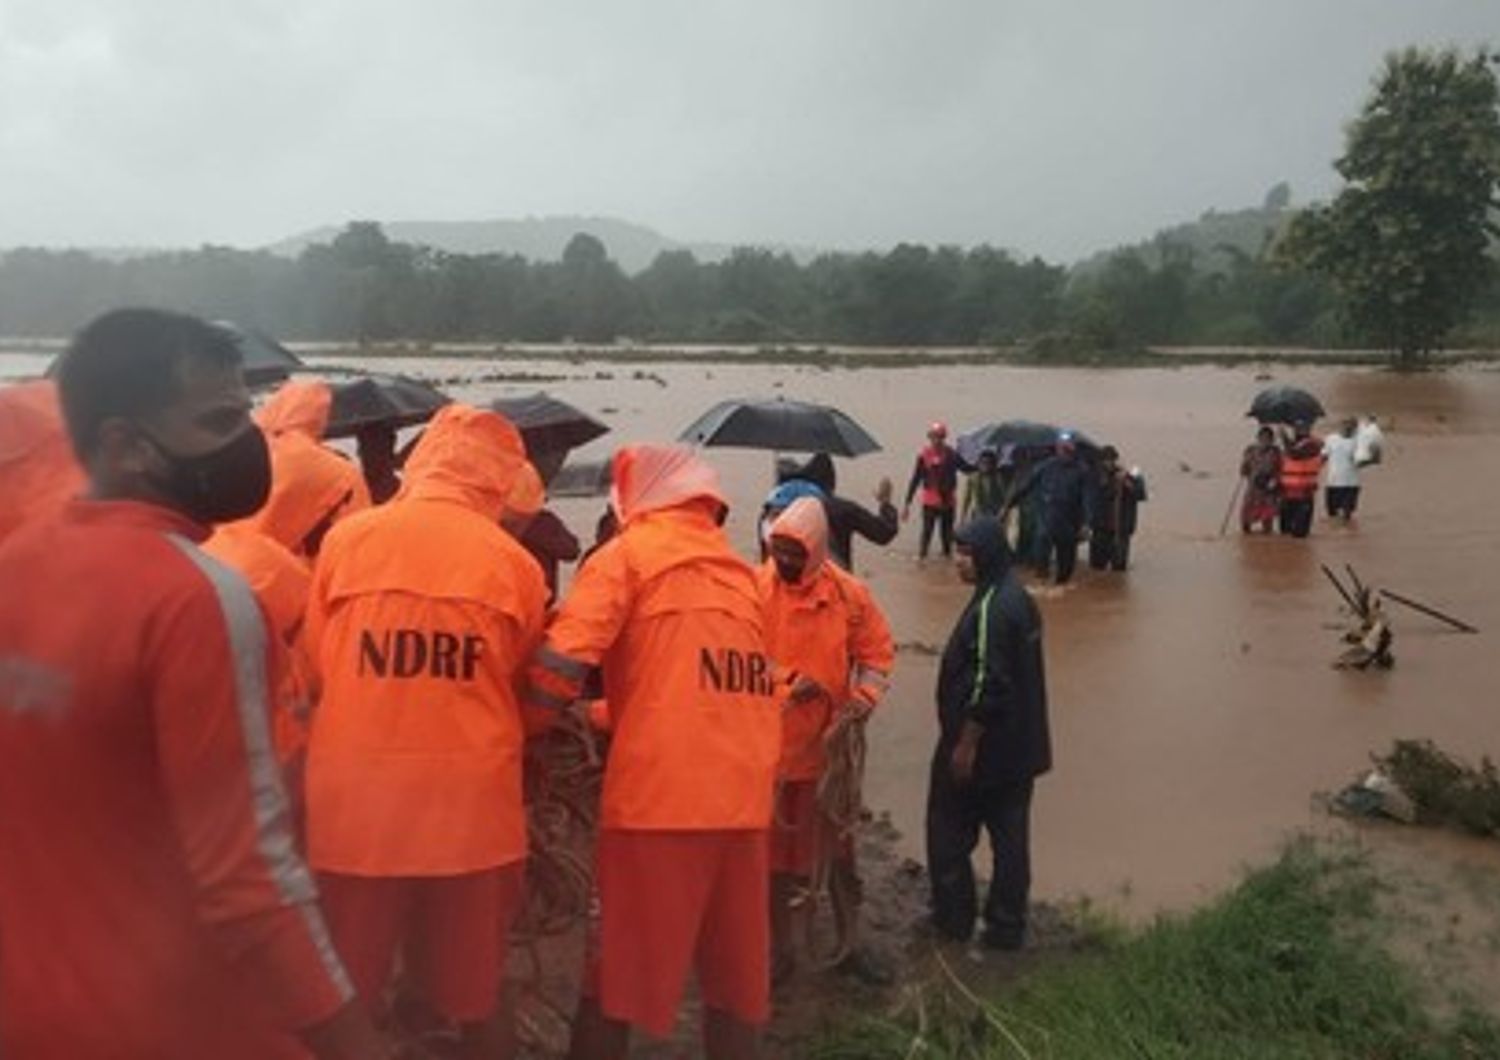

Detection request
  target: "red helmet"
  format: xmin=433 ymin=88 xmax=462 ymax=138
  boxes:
xmin=927 ymin=421 xmax=948 ymax=439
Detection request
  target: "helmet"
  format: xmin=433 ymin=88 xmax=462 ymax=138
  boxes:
xmin=928 ymin=421 xmax=948 ymax=439
xmin=764 ymin=478 xmax=826 ymax=514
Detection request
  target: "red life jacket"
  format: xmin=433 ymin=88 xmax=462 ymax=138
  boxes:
xmin=1279 ymin=440 xmax=1324 ymax=500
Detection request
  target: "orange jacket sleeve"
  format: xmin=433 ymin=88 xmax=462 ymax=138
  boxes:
xmin=526 ymin=538 xmax=632 ymax=709
xmin=150 ymin=545 xmax=353 ymax=1031
xmin=845 ymin=578 xmax=895 ymax=711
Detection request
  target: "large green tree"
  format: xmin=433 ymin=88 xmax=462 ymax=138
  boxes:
xmin=1281 ymin=48 xmax=1500 ymax=363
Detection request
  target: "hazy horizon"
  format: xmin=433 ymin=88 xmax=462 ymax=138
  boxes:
xmin=1 ymin=0 xmax=1495 ymax=262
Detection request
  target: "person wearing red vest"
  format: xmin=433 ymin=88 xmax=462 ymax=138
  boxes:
xmin=526 ymin=444 xmax=779 ymax=1060
xmin=0 ymin=308 xmax=382 ymax=1060
xmin=903 ymin=422 xmax=962 ymax=560
xmin=1277 ymin=422 xmax=1325 ymax=539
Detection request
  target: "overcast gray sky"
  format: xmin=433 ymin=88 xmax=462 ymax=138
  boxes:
xmin=0 ymin=0 xmax=1495 ymax=262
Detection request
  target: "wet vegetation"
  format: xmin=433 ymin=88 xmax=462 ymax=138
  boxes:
xmin=1378 ymin=740 xmax=1500 ymax=839
xmin=812 ymin=840 xmax=1500 ymax=1059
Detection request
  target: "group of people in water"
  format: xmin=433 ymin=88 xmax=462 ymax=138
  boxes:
xmin=1238 ymin=415 xmax=1384 ymax=538
xmin=901 ymin=422 xmax=1147 ymax=584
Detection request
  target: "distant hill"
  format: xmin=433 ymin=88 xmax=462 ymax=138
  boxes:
xmin=265 ymin=215 xmax=825 ymax=273
xmin=1072 ymin=186 xmax=1298 ymax=278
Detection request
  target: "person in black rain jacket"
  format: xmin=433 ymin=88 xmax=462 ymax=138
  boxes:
xmin=926 ymin=514 xmax=1051 ymax=949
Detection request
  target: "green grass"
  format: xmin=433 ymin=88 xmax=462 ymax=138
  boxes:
xmin=811 ymin=840 xmax=1500 ymax=1059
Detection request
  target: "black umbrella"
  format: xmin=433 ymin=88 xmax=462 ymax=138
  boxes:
xmin=1248 ymin=385 xmax=1325 ymax=426
xmin=489 ymin=392 xmax=610 ymax=454
xmin=679 ymin=397 xmax=880 ymax=457
xmin=325 ymin=374 xmax=451 ymax=438
xmin=957 ymin=420 xmax=1100 ymax=466
xmin=213 ymin=321 xmax=304 ymax=386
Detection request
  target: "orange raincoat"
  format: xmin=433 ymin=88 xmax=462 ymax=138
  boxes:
xmin=759 ymin=498 xmax=894 ymax=781
xmin=0 ymin=380 xmax=85 ymax=546
xmin=249 ymin=380 xmax=369 ymax=557
xmin=304 ymin=404 xmax=547 ymax=877
xmin=528 ymin=444 xmax=779 ymax=831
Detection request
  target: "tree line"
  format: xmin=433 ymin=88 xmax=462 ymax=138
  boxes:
xmin=1 ymin=47 xmax=1496 ymax=358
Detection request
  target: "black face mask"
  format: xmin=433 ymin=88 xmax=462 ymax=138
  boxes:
xmin=145 ymin=424 xmax=272 ymax=525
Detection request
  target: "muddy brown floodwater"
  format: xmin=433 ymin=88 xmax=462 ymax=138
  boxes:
xmin=7 ymin=352 xmax=1500 ymax=919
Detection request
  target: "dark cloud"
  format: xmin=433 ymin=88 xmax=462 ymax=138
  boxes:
xmin=1 ymin=0 xmax=1494 ymax=260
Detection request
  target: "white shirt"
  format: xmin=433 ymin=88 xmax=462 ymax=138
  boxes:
xmin=1355 ymin=420 xmax=1384 ymax=465
xmin=1323 ymin=434 xmax=1360 ymax=488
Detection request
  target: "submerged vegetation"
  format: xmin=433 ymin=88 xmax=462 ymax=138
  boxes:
xmin=812 ymin=841 xmax=1500 ymax=1059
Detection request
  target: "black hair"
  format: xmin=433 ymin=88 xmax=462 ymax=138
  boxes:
xmin=56 ymin=308 xmax=242 ymax=459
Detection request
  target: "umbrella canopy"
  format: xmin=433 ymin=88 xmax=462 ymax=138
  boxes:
xmin=489 ymin=392 xmax=610 ymax=454
xmin=325 ymin=374 xmax=451 ymax=438
xmin=548 ymin=458 xmax=613 ymax=498
xmin=213 ymin=321 xmax=304 ymax=386
xmin=956 ymin=420 xmax=1100 ymax=466
xmin=1248 ymin=385 xmax=1325 ymax=426
xmin=678 ymin=397 xmax=880 ymax=457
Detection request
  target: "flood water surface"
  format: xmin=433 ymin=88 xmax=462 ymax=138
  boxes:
xmin=10 ymin=351 xmax=1500 ymax=915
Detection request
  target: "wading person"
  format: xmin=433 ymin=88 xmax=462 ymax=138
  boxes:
xmin=779 ymin=451 xmax=897 ymax=571
xmin=758 ymin=498 xmax=894 ymax=984
xmin=1239 ymin=425 xmax=1282 ymax=534
xmin=1278 ymin=422 xmax=1324 ymax=538
xmin=305 ymin=404 xmax=547 ymax=1060
xmin=1322 ymin=418 xmax=1362 ymax=524
xmin=961 ymin=448 xmax=1006 ymax=522
xmin=903 ymin=422 xmax=961 ymax=560
xmin=0 ymin=308 xmax=383 ymax=1059
xmin=926 ymin=515 xmax=1051 ymax=951
xmin=526 ymin=445 xmax=779 ymax=1060
xmin=1085 ymin=446 xmax=1147 ymax=572
xmin=1008 ymin=437 xmax=1089 ymax=584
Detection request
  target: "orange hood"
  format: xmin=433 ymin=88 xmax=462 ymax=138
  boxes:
xmin=249 ymin=433 xmax=367 ymax=556
xmin=505 ymin=461 xmax=546 ymax=520
xmin=255 ymin=380 xmax=331 ymax=440
xmin=610 ymin=444 xmax=726 ymax=525
xmin=768 ymin=496 xmax=829 ymax=585
xmin=0 ymin=380 xmax=86 ymax=545
xmin=403 ymin=404 xmax=525 ymax=519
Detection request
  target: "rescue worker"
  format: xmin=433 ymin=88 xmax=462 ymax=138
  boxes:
xmin=526 ymin=444 xmax=778 ymax=1060
xmin=756 ymin=478 xmax=827 ymax=560
xmin=777 ymin=451 xmax=897 ymax=571
xmin=304 ymin=404 xmax=546 ymax=1060
xmin=1008 ymin=437 xmax=1089 ymax=584
xmin=1085 ymin=446 xmax=1147 ymax=572
xmin=926 ymin=515 xmax=1051 ymax=951
xmin=1278 ymin=421 xmax=1324 ymax=538
xmin=759 ymin=498 xmax=894 ymax=983
xmin=502 ymin=460 xmax=581 ymax=603
xmin=0 ymin=378 xmax=85 ymax=546
xmin=903 ymin=422 xmax=961 ymax=560
xmin=0 ymin=308 xmax=383 ymax=1059
xmin=253 ymin=380 xmax=370 ymax=559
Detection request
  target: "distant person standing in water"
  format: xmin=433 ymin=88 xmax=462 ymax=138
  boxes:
xmin=1322 ymin=418 xmax=1362 ymax=524
xmin=903 ymin=423 xmax=961 ymax=560
xmin=961 ymin=449 xmax=1006 ymax=522
xmin=1239 ymin=426 xmax=1282 ymax=534
xmin=1277 ymin=422 xmax=1324 ymax=538
xmin=1085 ymin=446 xmax=1147 ymax=571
